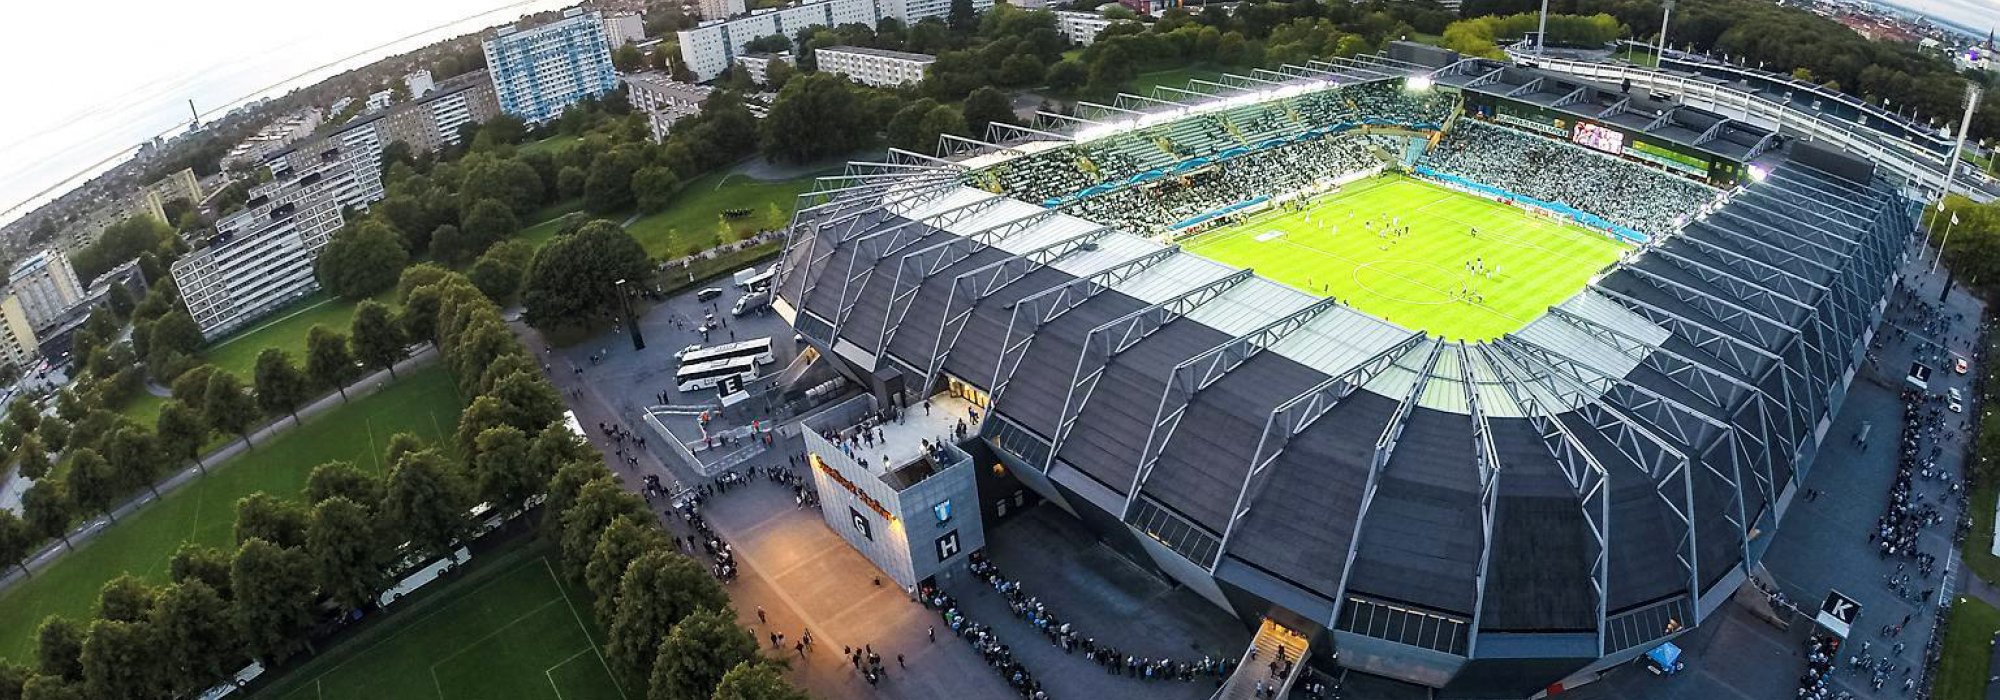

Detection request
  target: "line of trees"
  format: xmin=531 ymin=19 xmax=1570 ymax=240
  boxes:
xmin=0 ymin=269 xmax=807 ymax=700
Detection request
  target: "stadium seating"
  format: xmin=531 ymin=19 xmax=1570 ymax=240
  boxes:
xmin=1417 ymin=120 xmax=1714 ymax=236
xmin=1062 ymin=135 xmax=1379 ymax=234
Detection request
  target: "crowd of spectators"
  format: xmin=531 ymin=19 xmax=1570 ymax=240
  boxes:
xmin=1417 ymin=120 xmax=1713 ymax=236
xmin=1063 ymin=134 xmax=1380 ymax=234
xmin=983 ymin=78 xmax=1457 ymax=207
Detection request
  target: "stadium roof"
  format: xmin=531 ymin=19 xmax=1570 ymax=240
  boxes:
xmin=1434 ymin=59 xmax=1778 ymax=164
xmin=777 ymin=134 xmax=1907 ymax=665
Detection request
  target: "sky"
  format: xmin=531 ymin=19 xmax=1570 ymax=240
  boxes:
xmin=1870 ymin=0 xmax=1998 ymax=37
xmin=0 ymin=0 xmax=577 ymax=228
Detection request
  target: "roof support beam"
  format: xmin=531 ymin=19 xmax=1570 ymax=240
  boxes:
xmin=1597 ymin=96 xmax=1630 ymax=119
xmin=914 ymin=228 xmax=1115 ymax=393
xmin=1693 ymin=118 xmax=1731 ymax=145
xmin=1218 ymin=333 xmax=1427 ymax=561
xmin=1328 ymin=342 xmax=1445 ymax=630
xmin=1125 ymin=298 xmax=1343 ymax=514
xmin=1459 ymin=344 xmax=1502 ymax=658
xmin=988 ymin=247 xmax=1182 ymax=405
xmin=1043 ymin=269 xmax=1255 ymax=471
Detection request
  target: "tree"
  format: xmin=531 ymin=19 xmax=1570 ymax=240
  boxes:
xmin=545 ymin=461 xmax=615 ymax=528
xmin=760 ymin=74 xmax=875 ymax=163
xmin=0 ymin=510 xmax=30 ymax=578
xmin=62 ymin=449 xmax=119 ymax=523
xmin=380 ymin=448 xmax=473 ymax=559
xmin=947 ymin=0 xmax=977 ymax=32
xmin=306 ymin=461 xmax=382 ymax=508
xmin=522 ymin=221 xmax=652 ymax=327
xmin=1045 ymin=58 xmax=1087 ymax=92
xmin=604 ymin=551 xmax=730 ymax=694
xmin=961 ymin=86 xmax=1017 ymax=137
xmin=445 ymin=200 xmax=517 ymax=264
xmin=101 ymin=426 xmax=163 ymax=498
xmin=305 ymin=326 xmax=360 ymax=401
xmin=155 ymin=400 xmax=209 ymax=475
xmin=613 ymin=43 xmax=646 ymax=71
xmin=15 ymin=434 xmax=51 ymax=481
xmin=79 ymin=618 xmax=159 ymax=700
xmin=168 ymin=544 xmax=233 ymax=597
xmin=229 ymin=538 xmax=317 ymax=662
xmin=234 ymin=492 xmax=309 ymax=549
xmin=585 ymin=149 xmax=645 ymax=213
xmin=202 ymin=372 xmax=259 ymax=447
xmin=763 ymin=58 xmax=796 ymax=91
xmin=349 ymin=300 xmax=407 ymax=378
xmin=22 ymin=482 xmax=73 ymax=551
xmin=485 ymin=371 xmax=566 ymax=437
xmin=471 ymin=425 xmax=541 ymax=513
xmin=711 ymin=662 xmax=809 ymax=700
xmin=315 ymin=221 xmax=410 ymax=299
xmin=996 ymin=52 xmax=1045 ymax=87
xmin=557 ymin=166 xmax=588 ymax=200
xmin=35 ymin=616 xmax=84 ymax=680
xmin=0 ymin=662 xmax=25 ymax=700
xmin=4 ymin=396 xmax=41 ymax=447
xmin=253 ymin=348 xmax=310 ymax=423
xmin=585 ymin=516 xmax=672 ymax=619
xmin=150 ymin=580 xmax=240 ymax=696
xmin=469 ymin=240 xmax=536 ymax=304
xmin=20 ymin=675 xmax=85 ymax=700
xmin=306 ymin=497 xmax=386 ymax=613
xmin=561 ymin=478 xmax=653 ymax=580
xmin=631 ymin=166 xmax=682 ymax=214
xmin=34 ymin=415 xmax=67 ymax=453
xmin=648 ymin=608 xmax=759 ymax=700
xmin=96 ymin=575 xmax=155 ymax=623
xmin=887 ymin=98 xmax=942 ymax=153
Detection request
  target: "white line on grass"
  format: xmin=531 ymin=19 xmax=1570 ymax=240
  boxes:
xmin=544 ymin=647 xmax=598 ymax=700
xmin=427 ymin=597 xmax=569 ymax=694
xmin=544 ymin=558 xmax=629 ymax=700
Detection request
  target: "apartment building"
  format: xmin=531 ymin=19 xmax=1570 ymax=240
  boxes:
xmin=814 ymin=46 xmax=935 ymax=87
xmin=623 ymin=72 xmax=713 ymax=141
xmin=0 ymin=297 xmax=39 ymax=374
xmin=1053 ymin=10 xmax=1117 ymax=44
xmin=734 ymin=52 xmax=790 ymax=84
xmin=59 ymin=189 xmax=166 ymax=251
xmin=8 ymin=249 xmax=84 ymax=330
xmin=173 ymin=138 xmax=384 ymax=339
xmin=376 ymin=71 xmax=503 ymax=154
xmin=224 ymin=109 xmax=325 ymax=168
xmin=146 ymin=168 xmax=205 ymax=207
xmin=603 ymin=12 xmax=647 ymax=46
xmin=676 ymin=0 xmax=988 ymax=82
xmin=484 ymin=8 xmax=620 ymax=124
xmin=406 ymin=69 xmax=436 ymax=98
xmin=698 ymin=0 xmax=747 ymax=20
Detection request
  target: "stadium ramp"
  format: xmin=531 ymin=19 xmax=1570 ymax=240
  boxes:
xmin=1211 ymin=618 xmax=1311 ymax=700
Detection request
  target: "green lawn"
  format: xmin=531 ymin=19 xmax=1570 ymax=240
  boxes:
xmin=1184 ymin=174 xmax=1629 ymax=341
xmin=624 ymin=172 xmax=819 ymax=259
xmin=518 ymin=135 xmax=582 ymax=157
xmin=0 ymin=367 xmax=465 ymax=663
xmin=1936 ymin=597 xmax=2000 ymax=700
xmin=203 ymin=291 xmax=391 ymax=379
xmin=519 ymin=199 xmax=590 ymax=248
xmin=258 ymin=545 xmax=621 ymax=700
xmin=113 ymin=391 xmax=167 ymax=429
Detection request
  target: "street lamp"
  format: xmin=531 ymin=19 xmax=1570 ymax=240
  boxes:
xmin=615 ymin=279 xmax=646 ymax=351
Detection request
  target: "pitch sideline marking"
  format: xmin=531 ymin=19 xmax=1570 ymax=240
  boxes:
xmin=544 ymin=558 xmax=629 ymax=700
xmin=426 ymin=596 xmax=569 ymax=686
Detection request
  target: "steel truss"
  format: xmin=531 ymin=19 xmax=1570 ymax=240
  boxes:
xmin=1043 ymin=270 xmax=1255 ymax=471
xmin=828 ymin=194 xmax=1011 ymax=338
xmin=987 ymin=248 xmax=1182 ymax=405
xmin=1479 ymin=346 xmax=1611 ymax=655
xmin=1216 ymin=334 xmax=1428 ymax=562
xmin=1326 ymin=342 xmax=1444 ymax=631
xmin=908 ymin=226 xmax=1117 ymax=393
xmin=873 ymin=206 xmax=1066 ymax=355
xmin=1123 ymin=298 xmax=1344 ymax=516
xmin=1457 ymin=344 xmax=1502 ymax=657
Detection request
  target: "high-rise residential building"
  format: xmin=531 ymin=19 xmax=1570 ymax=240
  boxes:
xmin=623 ymin=72 xmax=713 ymax=141
xmin=0 ymin=296 xmax=40 ymax=374
xmin=60 ymin=189 xmax=166 ymax=251
xmin=813 ymin=46 xmax=935 ymax=87
xmin=483 ymin=8 xmax=620 ymax=124
xmin=406 ymin=69 xmax=436 ymax=97
xmin=603 ymin=12 xmax=646 ymax=46
xmin=8 ymin=249 xmax=84 ymax=331
xmin=224 ymin=108 xmax=326 ymax=168
xmin=146 ymin=168 xmax=205 ymax=207
xmin=698 ymin=0 xmax=747 ymax=20
xmin=173 ymin=138 xmax=384 ymax=339
xmin=376 ymin=71 xmax=503 ymax=154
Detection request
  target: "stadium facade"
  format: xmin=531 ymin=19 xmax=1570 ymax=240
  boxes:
xmin=771 ymin=46 xmax=1915 ymax=697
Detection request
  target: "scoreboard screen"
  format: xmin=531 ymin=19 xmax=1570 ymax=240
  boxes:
xmin=1571 ymin=122 xmax=1625 ymax=154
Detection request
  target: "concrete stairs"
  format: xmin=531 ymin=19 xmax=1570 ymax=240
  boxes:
xmin=1211 ymin=618 xmax=1310 ymax=700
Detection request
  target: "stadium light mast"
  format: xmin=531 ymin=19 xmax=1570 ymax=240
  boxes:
xmin=1656 ymin=0 xmax=1675 ymax=63
xmin=1930 ymin=83 xmax=1981 ymax=272
xmin=1536 ymin=0 xmax=1551 ymax=56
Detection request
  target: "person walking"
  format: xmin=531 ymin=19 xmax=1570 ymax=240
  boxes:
xmin=756 ymin=606 xmax=767 ymax=624
xmin=897 ymin=653 xmax=906 ymax=668
xmin=928 ymin=626 xmax=936 ymax=643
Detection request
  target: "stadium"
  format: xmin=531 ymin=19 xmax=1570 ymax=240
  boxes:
xmin=771 ymin=42 xmax=1913 ymax=697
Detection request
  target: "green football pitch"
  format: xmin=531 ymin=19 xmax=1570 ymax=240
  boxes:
xmin=261 ymin=548 xmax=624 ymax=700
xmin=1183 ymin=174 xmax=1631 ymax=341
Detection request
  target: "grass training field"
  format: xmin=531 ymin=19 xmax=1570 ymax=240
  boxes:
xmin=1935 ymin=596 xmax=2000 ymax=700
xmin=260 ymin=546 xmax=622 ymax=700
xmin=0 ymin=367 xmax=464 ymax=663
xmin=625 ymin=172 xmax=822 ymax=259
xmin=1185 ymin=174 xmax=1629 ymax=341
xmin=203 ymin=290 xmax=393 ymax=379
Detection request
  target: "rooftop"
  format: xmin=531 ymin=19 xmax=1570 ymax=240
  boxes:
xmin=817 ymin=45 xmax=937 ymax=63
